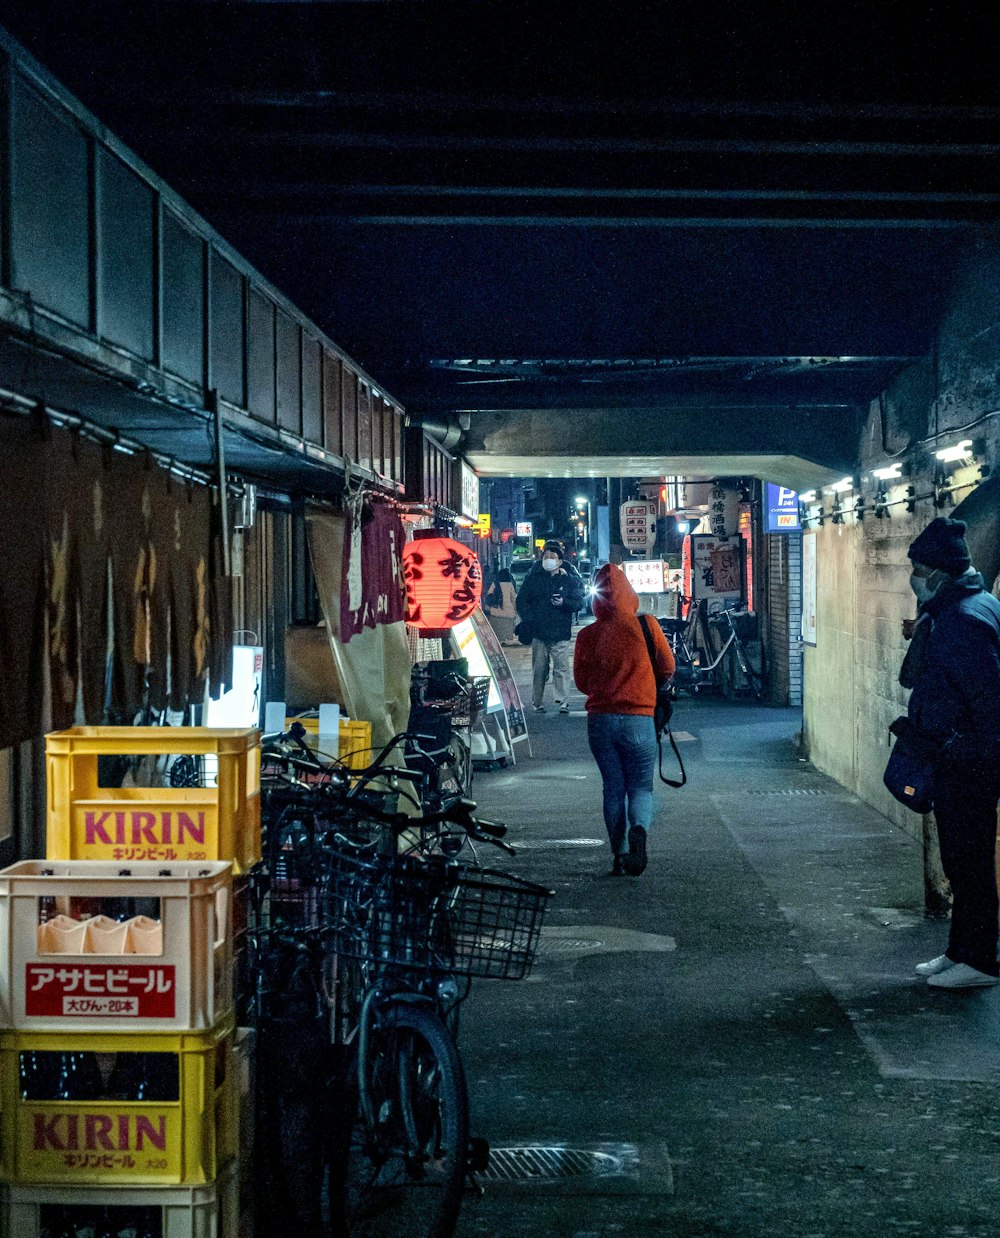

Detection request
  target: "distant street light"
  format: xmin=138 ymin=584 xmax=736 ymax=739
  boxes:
xmin=574 ymin=494 xmax=592 ymax=557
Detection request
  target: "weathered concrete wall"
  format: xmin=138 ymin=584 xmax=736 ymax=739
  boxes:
xmin=803 ymin=515 xmax=925 ymax=844
xmin=804 ymin=227 xmax=1000 ymax=859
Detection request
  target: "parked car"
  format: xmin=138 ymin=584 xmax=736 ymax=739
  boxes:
xmin=509 ymin=558 xmax=535 ymax=591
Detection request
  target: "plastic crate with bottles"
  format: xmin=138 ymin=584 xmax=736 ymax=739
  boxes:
xmin=0 ymin=1019 xmax=236 ymax=1187
xmin=1 ymin=1159 xmax=241 ymax=1237
xmin=0 ymin=862 xmax=233 ymax=1035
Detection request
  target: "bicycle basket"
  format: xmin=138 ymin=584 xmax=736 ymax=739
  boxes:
xmin=326 ymin=850 xmax=552 ymax=980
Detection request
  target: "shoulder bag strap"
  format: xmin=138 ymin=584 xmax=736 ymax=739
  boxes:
xmin=639 ymin=615 xmax=687 ymax=788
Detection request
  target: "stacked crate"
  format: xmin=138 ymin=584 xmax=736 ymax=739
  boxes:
xmin=0 ymin=727 xmax=262 ymax=1238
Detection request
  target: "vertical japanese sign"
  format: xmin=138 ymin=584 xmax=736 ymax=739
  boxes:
xmin=620 ymin=501 xmax=656 ymax=552
xmin=689 ymin=533 xmax=744 ymax=613
xmin=801 ymin=532 xmax=817 ymax=646
xmin=459 ymin=462 xmax=480 ymax=519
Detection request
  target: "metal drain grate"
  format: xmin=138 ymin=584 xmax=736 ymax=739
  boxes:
xmin=513 ymin=837 xmax=605 ymax=850
xmin=481 ymin=1147 xmax=622 ymax=1182
xmin=744 ymin=788 xmax=833 ymax=797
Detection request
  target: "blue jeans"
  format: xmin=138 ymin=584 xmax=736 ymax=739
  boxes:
xmin=587 ymin=714 xmax=658 ymax=855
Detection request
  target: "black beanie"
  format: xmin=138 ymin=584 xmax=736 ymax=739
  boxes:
xmin=907 ymin=517 xmax=971 ymax=574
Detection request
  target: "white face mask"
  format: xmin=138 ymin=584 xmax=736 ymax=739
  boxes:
xmin=910 ymin=567 xmax=947 ymax=605
xmin=542 ymin=558 xmax=559 ymax=572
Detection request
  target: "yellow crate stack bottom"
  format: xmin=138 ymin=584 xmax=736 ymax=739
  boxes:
xmin=2 ymin=1160 xmax=241 ymax=1238
xmin=45 ymin=728 xmax=262 ymax=874
xmin=0 ymin=1016 xmax=237 ymax=1188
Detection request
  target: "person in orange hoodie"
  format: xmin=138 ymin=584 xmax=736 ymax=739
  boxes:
xmin=574 ymin=563 xmax=675 ymax=876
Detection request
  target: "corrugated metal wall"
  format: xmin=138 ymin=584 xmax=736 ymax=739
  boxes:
xmin=767 ymin=531 xmax=803 ymax=706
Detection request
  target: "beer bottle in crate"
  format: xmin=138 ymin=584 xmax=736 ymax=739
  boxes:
xmin=19 ymin=1048 xmax=55 ymax=1098
xmin=38 ymin=1206 xmax=77 ymax=1238
xmin=139 ymin=1052 xmax=178 ymax=1102
xmin=54 ymin=1051 xmax=102 ymax=1101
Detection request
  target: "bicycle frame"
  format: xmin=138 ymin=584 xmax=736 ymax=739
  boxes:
xmin=661 ymin=603 xmax=763 ymax=698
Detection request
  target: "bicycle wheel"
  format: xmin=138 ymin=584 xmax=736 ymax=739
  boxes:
xmin=329 ymin=1003 xmax=469 ymax=1238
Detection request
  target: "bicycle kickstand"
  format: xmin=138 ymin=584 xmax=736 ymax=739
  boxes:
xmin=466 ymin=1135 xmax=490 ymax=1195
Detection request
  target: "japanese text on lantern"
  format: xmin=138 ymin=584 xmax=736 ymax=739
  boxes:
xmin=402 ymin=537 xmax=483 ymax=630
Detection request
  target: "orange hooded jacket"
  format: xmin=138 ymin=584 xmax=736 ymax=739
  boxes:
xmin=573 ymin=563 xmax=676 ymax=716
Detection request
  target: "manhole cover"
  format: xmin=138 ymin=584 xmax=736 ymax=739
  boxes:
xmin=513 ymin=838 xmax=605 ymax=850
xmin=481 ymin=1147 xmax=622 ymax=1182
xmin=536 ymin=936 xmax=606 ymax=955
xmin=536 ymin=925 xmax=676 ymax=957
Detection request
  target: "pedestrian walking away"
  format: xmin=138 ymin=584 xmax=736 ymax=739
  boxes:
xmin=574 ymin=563 xmax=675 ymax=876
xmin=516 ymin=541 xmax=584 ymax=712
xmin=887 ymin=516 xmax=1000 ymax=990
xmin=484 ymin=567 xmax=520 ymax=646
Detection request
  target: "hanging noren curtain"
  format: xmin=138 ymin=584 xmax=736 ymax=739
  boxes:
xmin=0 ymin=412 xmax=232 ymax=750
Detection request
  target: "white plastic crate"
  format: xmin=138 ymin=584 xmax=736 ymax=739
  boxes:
xmin=0 ymin=860 xmax=233 ymax=1033
xmin=1 ymin=1158 xmax=241 ymax=1238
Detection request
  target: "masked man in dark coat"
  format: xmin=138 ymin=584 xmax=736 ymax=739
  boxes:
xmin=891 ymin=517 xmax=1000 ymax=989
xmin=515 ymin=541 xmax=584 ymax=713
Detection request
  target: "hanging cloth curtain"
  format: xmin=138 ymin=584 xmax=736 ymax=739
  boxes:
xmin=304 ymin=502 xmax=411 ymax=750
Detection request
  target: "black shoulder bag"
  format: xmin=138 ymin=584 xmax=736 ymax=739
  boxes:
xmin=639 ymin=615 xmax=687 ymax=788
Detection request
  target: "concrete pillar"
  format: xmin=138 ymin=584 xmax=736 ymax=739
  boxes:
xmin=607 ymin=477 xmax=626 ymax=563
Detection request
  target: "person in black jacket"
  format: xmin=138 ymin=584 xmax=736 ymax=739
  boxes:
xmin=891 ymin=517 xmax=1000 ymax=989
xmin=515 ymin=541 xmax=585 ymax=712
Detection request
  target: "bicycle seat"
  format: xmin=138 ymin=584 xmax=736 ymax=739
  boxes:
xmin=657 ymin=617 xmax=688 ymax=635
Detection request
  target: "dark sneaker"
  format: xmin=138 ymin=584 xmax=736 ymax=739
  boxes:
xmin=610 ymin=855 xmax=626 ymax=876
xmin=533 ymin=704 xmax=546 ymax=713
xmin=625 ymin=826 xmax=648 ymax=876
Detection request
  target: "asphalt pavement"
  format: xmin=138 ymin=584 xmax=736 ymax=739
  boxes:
xmin=456 ymin=631 xmax=1000 ymax=1238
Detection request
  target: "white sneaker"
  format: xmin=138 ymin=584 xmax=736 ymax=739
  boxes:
xmin=915 ymin=954 xmax=956 ymax=977
xmin=927 ymin=963 xmax=999 ymax=989
xmin=558 ymin=700 xmax=570 ymax=714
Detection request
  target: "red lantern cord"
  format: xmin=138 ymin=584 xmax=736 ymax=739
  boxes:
xmin=402 ymin=537 xmax=483 ymax=632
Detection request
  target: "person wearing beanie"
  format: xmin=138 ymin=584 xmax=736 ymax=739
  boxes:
xmin=515 ymin=542 xmax=584 ymax=712
xmin=890 ymin=516 xmax=1000 ymax=989
xmin=574 ymin=563 xmax=675 ymax=876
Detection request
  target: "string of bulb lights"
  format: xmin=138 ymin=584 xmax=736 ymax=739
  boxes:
xmin=798 ymin=436 xmax=989 ymax=528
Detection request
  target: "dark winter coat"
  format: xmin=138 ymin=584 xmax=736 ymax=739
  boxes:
xmin=515 ymin=561 xmax=584 ymax=643
xmin=906 ymin=572 xmax=1000 ymax=779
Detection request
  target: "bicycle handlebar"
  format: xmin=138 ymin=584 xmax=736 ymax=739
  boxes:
xmin=262 ymin=728 xmax=513 ymax=852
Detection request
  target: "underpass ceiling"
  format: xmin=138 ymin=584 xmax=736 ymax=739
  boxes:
xmin=1 ymin=1 xmax=994 ymax=473
xmin=464 ymin=453 xmax=843 ymax=493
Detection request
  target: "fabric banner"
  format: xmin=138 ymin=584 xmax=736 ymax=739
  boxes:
xmin=340 ymin=501 xmax=406 ymax=642
xmin=305 ymin=504 xmax=412 ymax=750
xmin=0 ymin=411 xmax=228 ymax=751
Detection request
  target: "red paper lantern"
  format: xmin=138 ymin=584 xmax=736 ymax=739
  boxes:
xmin=402 ymin=536 xmax=483 ymax=632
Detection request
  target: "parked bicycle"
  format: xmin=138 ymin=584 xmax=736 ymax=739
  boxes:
xmin=658 ymin=600 xmax=766 ymax=701
xmin=250 ymin=730 xmax=552 ymax=1238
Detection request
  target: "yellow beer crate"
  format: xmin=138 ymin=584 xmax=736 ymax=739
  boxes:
xmin=0 ymin=1017 xmax=236 ymax=1187
xmin=1 ymin=1158 xmax=242 ymax=1238
xmin=284 ymin=715 xmax=373 ymax=769
xmin=46 ymin=728 xmax=261 ymax=873
xmin=0 ymin=860 xmax=233 ymax=1034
